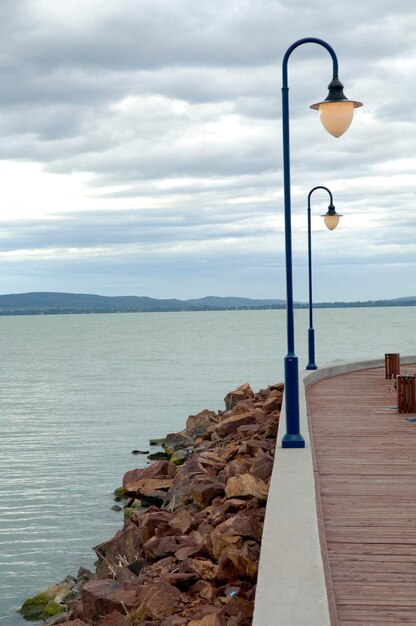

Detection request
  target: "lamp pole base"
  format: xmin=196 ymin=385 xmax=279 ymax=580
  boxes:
xmin=282 ymin=433 xmax=306 ymax=448
xmin=282 ymin=355 xmax=305 ymax=448
xmin=307 ymin=328 xmax=317 ymax=372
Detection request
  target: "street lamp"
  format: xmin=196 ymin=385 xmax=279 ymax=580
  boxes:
xmin=281 ymin=38 xmax=362 ymax=448
xmin=306 ymin=186 xmax=342 ymax=371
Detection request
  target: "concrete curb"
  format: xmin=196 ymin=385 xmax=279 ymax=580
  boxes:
xmin=253 ymin=354 xmax=416 ymax=626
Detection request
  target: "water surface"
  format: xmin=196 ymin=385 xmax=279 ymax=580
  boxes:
xmin=0 ymin=308 xmax=415 ymax=623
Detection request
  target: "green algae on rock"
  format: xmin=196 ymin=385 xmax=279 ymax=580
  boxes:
xmin=43 ymin=600 xmax=65 ymax=618
xmin=19 ymin=593 xmax=51 ymax=617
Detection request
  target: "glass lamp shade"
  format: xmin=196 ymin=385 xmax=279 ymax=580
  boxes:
xmin=323 ymin=214 xmax=340 ymax=230
xmin=318 ymin=101 xmax=355 ymax=137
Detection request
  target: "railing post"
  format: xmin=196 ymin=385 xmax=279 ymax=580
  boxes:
xmin=385 ymin=353 xmax=400 ymax=379
xmin=397 ymin=375 xmax=416 ymax=413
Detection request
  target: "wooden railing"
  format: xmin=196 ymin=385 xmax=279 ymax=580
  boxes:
xmin=397 ymin=375 xmax=416 ymax=413
xmin=385 ymin=353 xmax=400 ymax=379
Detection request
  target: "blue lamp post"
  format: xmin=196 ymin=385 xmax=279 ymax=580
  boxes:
xmin=306 ymin=186 xmax=342 ymax=371
xmin=281 ymin=38 xmax=362 ymax=448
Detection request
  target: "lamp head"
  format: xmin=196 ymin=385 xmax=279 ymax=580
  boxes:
xmin=310 ymin=75 xmax=362 ymax=137
xmin=321 ymin=203 xmax=342 ymax=230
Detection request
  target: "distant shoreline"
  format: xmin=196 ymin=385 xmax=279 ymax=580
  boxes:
xmin=0 ymin=301 xmax=415 ymax=316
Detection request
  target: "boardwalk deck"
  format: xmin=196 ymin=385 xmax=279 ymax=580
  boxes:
xmin=307 ymin=364 xmax=416 ymax=625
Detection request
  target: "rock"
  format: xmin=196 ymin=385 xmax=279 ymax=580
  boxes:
xmin=20 ymin=593 xmax=51 ymax=618
xmin=164 ymin=431 xmax=195 ymax=456
xmin=20 ymin=582 xmax=71 ymax=620
xmin=143 ymin=534 xmax=200 ymax=561
xmin=134 ymin=508 xmax=174 ymax=542
xmin=45 ymin=581 xmax=74 ymax=603
xmin=149 ymin=438 xmax=166 ymax=445
xmin=209 ymin=533 xmax=242 ymax=562
xmin=219 ymin=458 xmax=251 ymax=480
xmin=217 ymin=540 xmax=260 ymax=582
xmin=269 ymin=382 xmax=284 ymax=393
xmin=77 ymin=566 xmax=94 ymax=580
xmin=124 ymin=477 xmax=173 ymax=500
xmin=98 ymin=610 xmax=128 ymax=625
xmin=170 ymin=448 xmax=192 ymax=465
xmin=225 ymin=474 xmax=268 ymax=500
xmin=222 ymin=596 xmax=254 ymax=618
xmin=134 ymin=581 xmax=183 ymax=620
xmin=214 ymin=412 xmax=258 ymax=437
xmin=94 ymin=523 xmax=144 ymax=578
xmin=262 ymin=395 xmax=278 ymax=414
xmin=186 ymin=409 xmax=218 ymax=437
xmin=190 ymin=476 xmax=225 ymax=506
xmin=43 ymin=601 xmax=66 ymax=619
xmin=250 ymin=450 xmax=274 ymax=481
xmin=213 ymin=514 xmax=263 ymax=542
xmin=188 ymin=612 xmax=227 ymax=626
xmin=81 ymin=580 xmax=140 ymax=621
xmin=224 ymin=384 xmax=254 ymax=410
xmin=161 ymin=616 xmax=188 ymax=626
xmin=185 ymin=558 xmax=218 ymax=580
xmin=61 ymin=589 xmax=79 ymax=604
xmin=182 ymin=451 xmax=226 ymax=476
xmin=188 ymin=580 xmax=216 ymax=601
xmin=31 ymin=380 xmax=283 ymax=626
xmin=111 ymin=504 xmax=122 ymax=512
xmin=147 ymin=451 xmax=169 ymax=460
xmin=125 ymin=460 xmax=176 ymax=481
xmin=44 ymin=612 xmax=71 ymax=625
xmin=170 ymin=509 xmax=195 ymax=534
xmin=131 ymin=450 xmax=149 ymax=455
xmin=127 ymin=558 xmax=146 ymax=576
xmin=163 ymin=571 xmax=199 ymax=587
xmin=115 ymin=566 xmax=137 ymax=583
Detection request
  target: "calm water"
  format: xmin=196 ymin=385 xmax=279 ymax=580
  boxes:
xmin=0 ymin=307 xmax=415 ymax=623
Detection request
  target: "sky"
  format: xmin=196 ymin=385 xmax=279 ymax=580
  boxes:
xmin=0 ymin=0 xmax=415 ymax=302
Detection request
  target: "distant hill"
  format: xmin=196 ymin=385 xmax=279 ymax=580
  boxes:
xmin=0 ymin=292 xmax=286 ymax=314
xmin=0 ymin=292 xmax=414 ymax=315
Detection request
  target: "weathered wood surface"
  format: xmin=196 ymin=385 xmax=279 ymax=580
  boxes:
xmin=307 ymin=364 xmax=416 ymax=625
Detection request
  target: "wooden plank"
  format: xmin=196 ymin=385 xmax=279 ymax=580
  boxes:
xmin=306 ymin=363 xmax=416 ymax=625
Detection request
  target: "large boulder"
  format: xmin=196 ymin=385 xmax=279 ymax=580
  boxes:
xmin=225 ymin=474 xmax=268 ymax=501
xmin=190 ymin=476 xmax=225 ymax=506
xmin=94 ymin=523 xmax=143 ymax=578
xmin=186 ymin=410 xmax=218 ymax=438
xmin=134 ymin=581 xmax=183 ymax=620
xmin=216 ymin=540 xmax=260 ymax=582
xmin=164 ymin=431 xmax=195 ymax=456
xmin=213 ymin=412 xmax=259 ymax=438
xmin=123 ymin=461 xmax=176 ymax=497
xmin=124 ymin=460 xmax=176 ymax=481
xmin=224 ymin=384 xmax=254 ymax=410
xmin=81 ymin=580 xmax=140 ymax=621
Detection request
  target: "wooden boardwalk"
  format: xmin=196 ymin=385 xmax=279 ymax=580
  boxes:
xmin=306 ymin=364 xmax=416 ymax=626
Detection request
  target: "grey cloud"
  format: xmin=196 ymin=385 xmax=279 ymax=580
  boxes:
xmin=0 ymin=0 xmax=414 ymax=300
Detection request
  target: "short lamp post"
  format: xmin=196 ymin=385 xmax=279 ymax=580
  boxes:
xmin=281 ymin=38 xmax=362 ymax=448
xmin=306 ymin=186 xmax=342 ymax=371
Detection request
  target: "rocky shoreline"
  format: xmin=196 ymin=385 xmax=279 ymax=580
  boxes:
xmin=21 ymin=381 xmax=282 ymax=626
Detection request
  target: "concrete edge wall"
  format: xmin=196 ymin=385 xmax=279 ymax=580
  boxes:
xmin=253 ymin=354 xmax=416 ymax=626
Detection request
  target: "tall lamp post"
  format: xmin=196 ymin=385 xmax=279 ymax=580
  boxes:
xmin=281 ymin=38 xmax=362 ymax=448
xmin=306 ymin=186 xmax=342 ymax=371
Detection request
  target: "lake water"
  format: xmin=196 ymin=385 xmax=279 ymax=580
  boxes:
xmin=1 ymin=307 xmax=415 ymax=623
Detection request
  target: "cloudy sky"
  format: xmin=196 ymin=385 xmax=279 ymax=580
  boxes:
xmin=0 ymin=0 xmax=414 ymax=301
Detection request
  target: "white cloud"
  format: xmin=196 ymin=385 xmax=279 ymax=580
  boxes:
xmin=0 ymin=0 xmax=414 ymax=299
